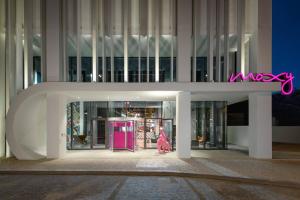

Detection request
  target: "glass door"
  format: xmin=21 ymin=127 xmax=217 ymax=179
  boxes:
xmin=144 ymin=118 xmax=174 ymax=150
xmin=144 ymin=118 xmax=161 ymax=148
xmin=108 ymin=120 xmax=135 ymax=151
xmin=91 ymin=119 xmax=107 ymax=149
xmin=126 ymin=121 xmax=135 ymax=152
xmin=162 ymin=119 xmax=174 ymax=151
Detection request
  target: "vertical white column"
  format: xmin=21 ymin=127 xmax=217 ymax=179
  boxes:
xmin=170 ymin=0 xmax=174 ymax=82
xmin=0 ymin=0 xmax=6 ymax=158
xmin=92 ymin=0 xmax=99 ymax=82
xmin=154 ymin=0 xmax=160 ymax=82
xmin=249 ymin=92 xmax=272 ymax=159
xmin=6 ymin=0 xmax=16 ymax=99
xmin=100 ymin=0 xmax=106 ymax=82
xmin=16 ymin=0 xmax=24 ymax=91
xmin=24 ymin=0 xmax=33 ymax=87
xmin=224 ymin=0 xmax=229 ymax=81
xmin=110 ymin=1 xmax=115 ymax=82
xmin=237 ymin=0 xmax=245 ymax=74
xmin=177 ymin=0 xmax=192 ymax=82
xmin=62 ymin=0 xmax=68 ymax=81
xmin=248 ymin=0 xmax=258 ymax=74
xmin=257 ymin=0 xmax=272 ymax=73
xmin=47 ymin=94 xmax=67 ymax=159
xmin=46 ymin=0 xmax=61 ymax=81
xmin=5 ymin=0 xmax=17 ymax=158
xmin=207 ymin=0 xmax=215 ymax=82
xmin=192 ymin=0 xmax=197 ymax=82
xmin=76 ymin=0 xmax=82 ymax=82
xmin=215 ymin=0 xmax=221 ymax=82
xmin=40 ymin=0 xmax=47 ymax=82
xmin=176 ymin=91 xmax=191 ymax=158
xmin=124 ymin=0 xmax=128 ymax=82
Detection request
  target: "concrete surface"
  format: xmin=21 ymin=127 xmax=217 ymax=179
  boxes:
xmin=0 ymin=175 xmax=300 ymax=200
xmin=1 ymin=149 xmax=300 ymax=187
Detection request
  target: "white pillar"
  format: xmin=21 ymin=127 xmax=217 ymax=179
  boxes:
xmin=177 ymin=0 xmax=192 ymax=82
xmin=249 ymin=92 xmax=272 ymax=159
xmin=47 ymin=94 xmax=67 ymax=159
xmin=176 ymin=91 xmax=191 ymax=158
xmin=46 ymin=0 xmax=61 ymax=81
xmin=257 ymin=0 xmax=272 ymax=73
xmin=0 ymin=0 xmax=6 ymax=158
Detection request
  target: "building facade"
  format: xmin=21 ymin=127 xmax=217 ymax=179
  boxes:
xmin=0 ymin=0 xmax=277 ymax=160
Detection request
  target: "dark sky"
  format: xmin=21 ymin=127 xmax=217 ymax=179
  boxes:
xmin=273 ymin=0 xmax=300 ymax=89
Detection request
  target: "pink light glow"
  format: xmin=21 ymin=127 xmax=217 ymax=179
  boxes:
xmin=229 ymin=72 xmax=294 ymax=95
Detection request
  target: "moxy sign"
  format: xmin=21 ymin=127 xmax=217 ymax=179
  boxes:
xmin=229 ymin=72 xmax=295 ymax=95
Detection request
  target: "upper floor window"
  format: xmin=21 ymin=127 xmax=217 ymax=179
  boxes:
xmin=191 ymin=0 xmax=258 ymax=82
xmin=63 ymin=0 xmax=177 ymax=83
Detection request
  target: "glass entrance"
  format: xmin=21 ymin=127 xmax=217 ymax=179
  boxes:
xmin=91 ymin=118 xmax=107 ymax=149
xmin=191 ymin=101 xmax=227 ymax=150
xmin=67 ymin=101 xmax=176 ymax=151
xmin=144 ymin=118 xmax=174 ymax=150
xmin=109 ymin=120 xmax=135 ymax=152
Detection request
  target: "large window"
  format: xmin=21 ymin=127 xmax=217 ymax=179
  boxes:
xmin=191 ymin=0 xmax=257 ymax=82
xmin=66 ymin=101 xmax=175 ymax=150
xmin=191 ymin=101 xmax=227 ymax=149
xmin=63 ymin=0 xmax=177 ymax=83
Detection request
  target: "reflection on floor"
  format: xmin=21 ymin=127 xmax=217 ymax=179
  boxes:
xmin=65 ymin=149 xmax=177 ymax=159
xmin=273 ymin=142 xmax=300 ymax=152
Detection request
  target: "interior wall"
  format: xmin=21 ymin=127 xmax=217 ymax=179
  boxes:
xmin=273 ymin=127 xmax=300 ymax=144
xmin=227 ymin=126 xmax=249 ymax=147
xmin=228 ymin=126 xmax=300 ymax=147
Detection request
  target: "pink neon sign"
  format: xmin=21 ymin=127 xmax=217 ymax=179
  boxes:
xmin=229 ymin=72 xmax=294 ymax=95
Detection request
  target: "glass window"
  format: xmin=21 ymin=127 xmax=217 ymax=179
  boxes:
xmin=66 ymin=0 xmax=78 ymax=82
xmin=128 ymin=36 xmax=139 ymax=82
xmin=159 ymin=36 xmax=172 ymax=82
xmin=64 ymin=0 xmax=177 ymax=83
xmin=191 ymin=101 xmax=227 ymax=149
xmin=140 ymin=36 xmax=147 ymax=82
xmin=229 ymin=0 xmax=238 ymax=75
xmin=148 ymin=36 xmax=155 ymax=82
xmin=113 ymin=36 xmax=124 ymax=82
xmin=66 ymin=101 xmax=176 ymax=151
xmin=192 ymin=0 xmax=208 ymax=82
xmin=80 ymin=0 xmax=92 ymax=82
xmin=67 ymin=102 xmax=85 ymax=149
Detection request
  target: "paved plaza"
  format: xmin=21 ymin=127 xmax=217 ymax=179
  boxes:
xmin=1 ymin=149 xmax=300 ymax=199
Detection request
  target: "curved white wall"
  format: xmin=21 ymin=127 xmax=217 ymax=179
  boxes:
xmin=6 ymin=87 xmax=47 ymax=159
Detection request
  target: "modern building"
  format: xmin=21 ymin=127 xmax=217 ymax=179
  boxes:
xmin=0 ymin=0 xmax=277 ymax=160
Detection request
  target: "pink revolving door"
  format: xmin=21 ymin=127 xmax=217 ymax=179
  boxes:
xmin=109 ymin=120 xmax=135 ymax=152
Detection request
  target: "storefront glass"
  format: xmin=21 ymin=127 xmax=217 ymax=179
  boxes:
xmin=191 ymin=101 xmax=227 ymax=149
xmin=66 ymin=101 xmax=175 ymax=150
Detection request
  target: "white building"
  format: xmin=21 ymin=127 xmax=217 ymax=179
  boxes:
xmin=0 ymin=0 xmax=277 ymax=160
